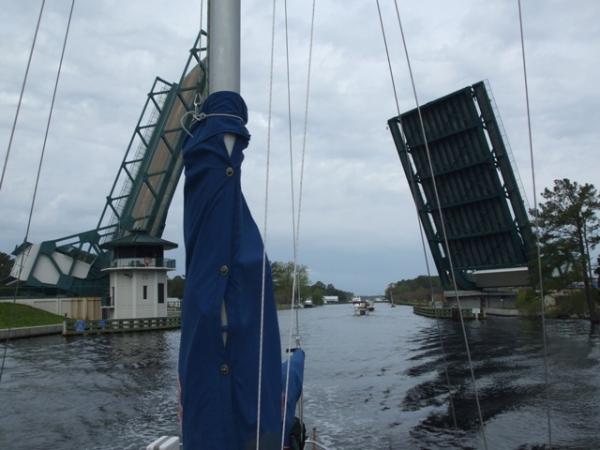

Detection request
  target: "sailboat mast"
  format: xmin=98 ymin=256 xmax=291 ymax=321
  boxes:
xmin=207 ymin=0 xmax=241 ymax=343
xmin=208 ymin=0 xmax=241 ymax=94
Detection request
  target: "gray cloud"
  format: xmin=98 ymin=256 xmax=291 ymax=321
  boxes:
xmin=1 ymin=0 xmax=599 ymax=294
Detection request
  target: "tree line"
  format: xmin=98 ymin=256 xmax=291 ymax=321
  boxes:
xmin=382 ymin=178 xmax=600 ymax=324
xmin=384 ymin=275 xmax=442 ymax=305
xmin=0 ymin=251 xmax=349 ymax=307
xmin=528 ymin=178 xmax=600 ymax=323
xmin=167 ymin=261 xmax=351 ymax=307
xmin=0 ymin=252 xmax=13 ymax=283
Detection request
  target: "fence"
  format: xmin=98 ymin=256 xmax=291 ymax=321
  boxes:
xmin=413 ymin=305 xmax=484 ymax=320
xmin=63 ymin=315 xmax=181 ymax=336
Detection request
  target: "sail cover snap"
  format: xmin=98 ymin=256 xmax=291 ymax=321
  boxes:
xmin=179 ymin=91 xmax=282 ymax=450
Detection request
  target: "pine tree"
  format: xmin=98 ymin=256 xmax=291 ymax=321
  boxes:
xmin=534 ymin=178 xmax=600 ymax=324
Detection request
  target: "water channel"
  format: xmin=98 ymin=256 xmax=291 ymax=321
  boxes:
xmin=1 ymin=305 xmax=598 ymax=449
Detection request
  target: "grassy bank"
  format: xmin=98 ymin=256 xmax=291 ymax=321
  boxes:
xmin=0 ymin=303 xmax=63 ymax=329
xmin=394 ymin=299 xmax=432 ymax=306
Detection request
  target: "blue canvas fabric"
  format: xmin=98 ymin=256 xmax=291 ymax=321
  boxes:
xmin=281 ymin=349 xmax=305 ymax=447
xmin=179 ymin=91 xmax=282 ymax=450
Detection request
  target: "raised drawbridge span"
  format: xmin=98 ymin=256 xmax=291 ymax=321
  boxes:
xmin=388 ymin=81 xmax=534 ymax=291
xmin=10 ymin=33 xmax=207 ymax=298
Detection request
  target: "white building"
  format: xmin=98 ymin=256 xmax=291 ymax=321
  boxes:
xmin=323 ymin=295 xmax=339 ymax=304
xmin=101 ymin=231 xmax=177 ymax=319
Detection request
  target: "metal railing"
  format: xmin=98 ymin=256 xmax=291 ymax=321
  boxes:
xmin=413 ymin=305 xmax=484 ymax=320
xmin=63 ymin=315 xmax=181 ymax=335
xmin=108 ymin=257 xmax=176 ymax=269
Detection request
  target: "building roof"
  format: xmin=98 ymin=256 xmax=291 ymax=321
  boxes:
xmin=100 ymin=231 xmax=178 ymax=250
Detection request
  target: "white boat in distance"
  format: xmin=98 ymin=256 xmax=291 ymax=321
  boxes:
xmin=352 ymin=297 xmax=369 ymax=316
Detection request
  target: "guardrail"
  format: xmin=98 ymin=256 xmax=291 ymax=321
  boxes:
xmin=413 ymin=305 xmax=485 ymax=320
xmin=63 ymin=315 xmax=181 ymax=336
xmin=108 ymin=258 xmax=176 ymax=269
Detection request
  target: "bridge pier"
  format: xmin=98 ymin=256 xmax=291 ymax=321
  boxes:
xmin=443 ymin=289 xmax=518 ymax=317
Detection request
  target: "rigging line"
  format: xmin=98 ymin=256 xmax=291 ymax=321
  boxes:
xmin=199 ymin=0 xmax=205 ymax=51
xmin=284 ymin=0 xmax=299 ymax=335
xmin=295 ymin=0 xmax=316 ymax=335
xmin=517 ymin=0 xmax=552 ymax=446
xmin=200 ymin=0 xmax=204 ymax=34
xmin=375 ymin=0 xmax=457 ymax=429
xmin=256 ymin=0 xmax=278 ymax=448
xmin=26 ymin=0 xmax=76 ymax=242
xmin=281 ymin=0 xmax=300 ymax=447
xmin=392 ymin=1 xmax=489 ymax=448
xmin=0 ymin=245 xmax=32 ymax=386
xmin=374 ymin=0 xmax=400 ymax=125
xmin=292 ymin=0 xmax=316 ymax=432
xmin=281 ymin=0 xmax=316 ymax=444
xmin=0 ymin=0 xmax=46 ymax=193
xmin=201 ymin=0 xmax=207 ymax=95
xmin=0 ymin=0 xmax=73 ymax=388
xmin=201 ymin=0 xmax=208 ymax=98
xmin=420 ymin=219 xmax=458 ymax=429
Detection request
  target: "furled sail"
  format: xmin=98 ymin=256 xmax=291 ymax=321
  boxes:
xmin=178 ymin=91 xmax=282 ymax=450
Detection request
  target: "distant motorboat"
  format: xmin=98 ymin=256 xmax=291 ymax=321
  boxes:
xmin=303 ymin=299 xmax=314 ymax=308
xmin=352 ymin=297 xmax=369 ymax=316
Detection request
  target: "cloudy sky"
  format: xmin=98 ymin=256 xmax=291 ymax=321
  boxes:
xmin=1 ymin=0 xmax=599 ymax=294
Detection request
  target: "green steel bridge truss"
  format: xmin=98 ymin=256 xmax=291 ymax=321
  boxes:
xmin=388 ymin=81 xmax=533 ymax=290
xmin=12 ymin=32 xmax=207 ymax=296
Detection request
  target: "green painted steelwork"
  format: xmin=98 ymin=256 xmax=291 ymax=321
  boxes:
xmin=388 ymin=81 xmax=533 ymax=290
xmin=12 ymin=32 xmax=208 ymax=296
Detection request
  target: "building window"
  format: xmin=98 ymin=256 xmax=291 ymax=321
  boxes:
xmin=143 ymin=285 xmax=148 ymax=300
xmin=158 ymin=282 xmax=165 ymax=304
xmin=111 ymin=286 xmax=115 ymax=306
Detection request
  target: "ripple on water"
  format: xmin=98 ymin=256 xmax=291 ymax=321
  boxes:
xmin=1 ymin=308 xmax=599 ymax=449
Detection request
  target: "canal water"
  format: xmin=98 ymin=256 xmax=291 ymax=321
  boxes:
xmin=1 ymin=305 xmax=598 ymax=449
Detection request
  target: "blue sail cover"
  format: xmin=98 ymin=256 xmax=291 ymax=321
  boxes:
xmin=179 ymin=91 xmax=282 ymax=450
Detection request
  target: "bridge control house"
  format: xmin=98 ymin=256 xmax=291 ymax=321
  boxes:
xmin=101 ymin=231 xmax=177 ymax=320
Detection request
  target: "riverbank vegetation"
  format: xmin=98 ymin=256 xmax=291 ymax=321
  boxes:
xmin=0 ymin=303 xmax=62 ymax=329
xmin=166 ymin=261 xmax=352 ymax=307
xmin=383 ymin=179 xmax=600 ymax=322
xmin=527 ymin=178 xmax=600 ymax=323
xmin=0 ymin=251 xmax=16 ymax=297
xmin=306 ymin=280 xmax=352 ymax=305
xmin=271 ymin=261 xmax=352 ymax=306
xmin=384 ymin=276 xmax=442 ymax=304
xmin=0 ymin=251 xmax=13 ymax=281
xmin=167 ymin=275 xmax=185 ymax=299
xmin=516 ymin=287 xmax=600 ymax=320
